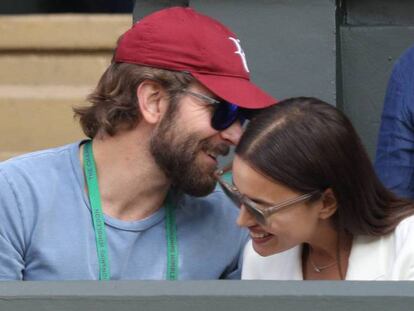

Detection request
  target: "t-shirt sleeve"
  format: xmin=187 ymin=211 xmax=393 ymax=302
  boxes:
xmin=0 ymin=169 xmax=25 ymax=280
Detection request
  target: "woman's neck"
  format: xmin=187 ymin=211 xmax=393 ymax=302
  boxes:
xmin=302 ymin=222 xmax=353 ymax=280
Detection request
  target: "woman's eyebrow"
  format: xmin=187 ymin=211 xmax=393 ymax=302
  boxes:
xmin=231 ymin=177 xmax=274 ymax=206
xmin=248 ymin=197 xmax=274 ymax=206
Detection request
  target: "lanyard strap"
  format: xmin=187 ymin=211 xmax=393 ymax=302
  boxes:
xmin=84 ymin=140 xmax=111 ymax=280
xmin=83 ymin=140 xmax=178 ymax=280
xmin=165 ymin=198 xmax=178 ymax=280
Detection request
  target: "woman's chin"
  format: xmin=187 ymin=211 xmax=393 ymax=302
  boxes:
xmin=252 ymin=239 xmax=280 ymax=257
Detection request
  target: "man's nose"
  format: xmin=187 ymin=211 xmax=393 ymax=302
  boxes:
xmin=219 ymin=120 xmax=243 ymax=145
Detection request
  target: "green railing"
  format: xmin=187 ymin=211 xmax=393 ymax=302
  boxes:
xmin=1 ymin=281 xmax=414 ymax=311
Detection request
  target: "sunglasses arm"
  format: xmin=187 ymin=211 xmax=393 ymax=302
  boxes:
xmin=262 ymin=191 xmax=319 ymax=217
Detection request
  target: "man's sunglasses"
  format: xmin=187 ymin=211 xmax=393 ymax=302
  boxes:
xmin=182 ymin=90 xmax=246 ymax=131
xmin=215 ymin=167 xmax=321 ymax=225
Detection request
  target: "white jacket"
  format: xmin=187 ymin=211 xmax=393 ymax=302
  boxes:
xmin=242 ymin=215 xmax=414 ymax=280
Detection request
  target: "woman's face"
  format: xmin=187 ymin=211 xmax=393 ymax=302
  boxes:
xmin=233 ymin=156 xmax=325 ymax=257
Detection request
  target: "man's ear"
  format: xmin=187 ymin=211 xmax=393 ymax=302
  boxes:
xmin=318 ymin=188 xmax=338 ymax=220
xmin=137 ymin=80 xmax=167 ymax=124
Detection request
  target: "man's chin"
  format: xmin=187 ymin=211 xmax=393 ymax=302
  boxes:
xmin=188 ymin=185 xmax=216 ymax=197
xmin=175 ymin=177 xmax=217 ymax=197
xmin=169 ymin=156 xmax=219 ymax=197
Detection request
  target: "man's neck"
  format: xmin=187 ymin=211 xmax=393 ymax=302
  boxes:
xmin=80 ymin=129 xmax=171 ymax=221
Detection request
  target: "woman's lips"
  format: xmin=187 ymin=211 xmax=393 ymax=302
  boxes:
xmin=249 ymin=229 xmax=273 ymax=244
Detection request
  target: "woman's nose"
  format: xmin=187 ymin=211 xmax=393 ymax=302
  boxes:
xmin=236 ymin=204 xmax=257 ymax=227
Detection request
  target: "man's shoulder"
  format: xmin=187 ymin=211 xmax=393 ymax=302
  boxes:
xmin=0 ymin=142 xmax=80 ymax=173
xmin=393 ymin=44 xmax=414 ymax=79
xmin=400 ymin=44 xmax=414 ymax=65
xmin=0 ymin=141 xmax=85 ymax=226
xmin=0 ymin=141 xmax=82 ymax=189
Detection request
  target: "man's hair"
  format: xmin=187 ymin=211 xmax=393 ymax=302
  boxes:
xmin=74 ymin=62 xmax=195 ymax=138
xmin=236 ymin=97 xmax=414 ymax=236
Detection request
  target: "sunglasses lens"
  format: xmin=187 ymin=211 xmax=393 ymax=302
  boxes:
xmin=216 ymin=174 xmax=268 ymax=225
xmin=243 ymin=202 xmax=266 ymax=225
xmin=211 ymin=102 xmax=242 ymax=130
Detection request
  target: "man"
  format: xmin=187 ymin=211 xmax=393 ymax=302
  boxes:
xmin=375 ymin=44 xmax=414 ymax=199
xmin=0 ymin=7 xmax=276 ymax=280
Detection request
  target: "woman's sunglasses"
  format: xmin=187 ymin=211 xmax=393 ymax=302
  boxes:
xmin=183 ymin=90 xmax=246 ymax=130
xmin=214 ymin=167 xmax=321 ymax=225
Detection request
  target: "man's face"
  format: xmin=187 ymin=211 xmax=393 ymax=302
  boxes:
xmin=150 ymin=85 xmax=241 ymax=197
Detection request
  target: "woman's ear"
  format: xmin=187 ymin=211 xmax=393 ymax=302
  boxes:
xmin=318 ymin=188 xmax=338 ymax=220
xmin=137 ymin=80 xmax=167 ymax=124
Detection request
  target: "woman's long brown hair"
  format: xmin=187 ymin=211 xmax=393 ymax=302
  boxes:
xmin=236 ymin=97 xmax=414 ymax=236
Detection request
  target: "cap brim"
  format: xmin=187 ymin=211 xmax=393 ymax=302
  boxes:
xmin=191 ymin=73 xmax=277 ymax=109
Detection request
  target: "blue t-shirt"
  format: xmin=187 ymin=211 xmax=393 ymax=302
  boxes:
xmin=0 ymin=142 xmax=248 ymax=280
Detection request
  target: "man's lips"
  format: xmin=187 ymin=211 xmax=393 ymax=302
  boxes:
xmin=199 ymin=138 xmax=230 ymax=158
xmin=205 ymin=150 xmax=219 ymax=161
xmin=202 ymin=150 xmax=218 ymax=164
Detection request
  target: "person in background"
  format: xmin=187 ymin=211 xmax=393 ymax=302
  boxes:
xmin=0 ymin=7 xmax=276 ymax=280
xmin=375 ymin=44 xmax=414 ymax=199
xmin=216 ymin=97 xmax=414 ymax=280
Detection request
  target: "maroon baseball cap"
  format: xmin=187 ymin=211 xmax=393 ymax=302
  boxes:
xmin=115 ymin=7 xmax=276 ymax=109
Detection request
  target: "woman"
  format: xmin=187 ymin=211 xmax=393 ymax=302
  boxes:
xmin=216 ymin=97 xmax=414 ymax=280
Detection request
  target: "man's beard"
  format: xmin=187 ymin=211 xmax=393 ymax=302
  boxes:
xmin=150 ymin=111 xmax=229 ymax=197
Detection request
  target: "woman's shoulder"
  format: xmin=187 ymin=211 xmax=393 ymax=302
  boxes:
xmin=387 ymin=214 xmax=414 ymax=280
xmin=394 ymin=214 xmax=414 ymax=239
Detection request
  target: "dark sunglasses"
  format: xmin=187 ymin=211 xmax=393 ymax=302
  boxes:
xmin=183 ymin=90 xmax=246 ymax=130
xmin=215 ymin=167 xmax=321 ymax=225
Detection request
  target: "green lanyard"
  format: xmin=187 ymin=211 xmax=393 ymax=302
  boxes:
xmin=83 ymin=140 xmax=179 ymax=280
